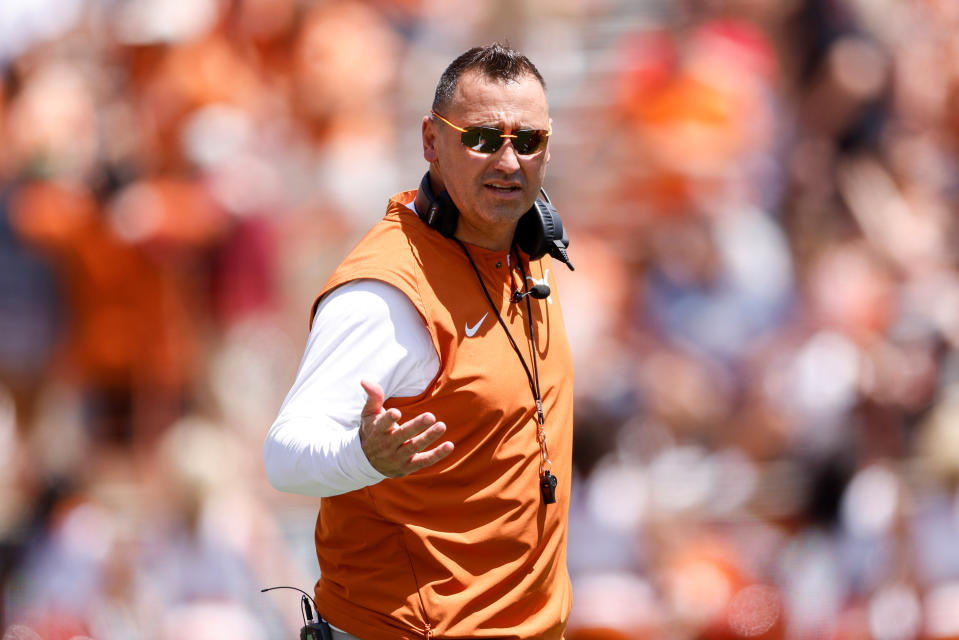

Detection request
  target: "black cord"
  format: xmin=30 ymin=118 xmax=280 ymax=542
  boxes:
xmin=513 ymin=252 xmax=545 ymax=426
xmin=262 ymin=585 xmax=333 ymax=639
xmin=260 ymin=585 xmax=317 ymax=610
xmin=453 ymin=238 xmax=543 ymax=420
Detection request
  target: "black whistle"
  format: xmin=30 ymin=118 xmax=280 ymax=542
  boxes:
xmin=540 ymin=471 xmax=558 ymax=504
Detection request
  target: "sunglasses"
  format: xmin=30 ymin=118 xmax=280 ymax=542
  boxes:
xmin=431 ymin=111 xmax=551 ymax=155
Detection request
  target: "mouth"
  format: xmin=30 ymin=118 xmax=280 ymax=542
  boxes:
xmin=484 ymin=183 xmax=523 ymax=196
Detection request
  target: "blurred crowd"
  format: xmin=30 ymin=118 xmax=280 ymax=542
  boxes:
xmin=3 ymin=0 xmax=959 ymax=638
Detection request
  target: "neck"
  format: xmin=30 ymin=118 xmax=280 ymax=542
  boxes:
xmin=454 ymin=218 xmax=516 ymax=252
xmin=412 ymin=172 xmax=517 ymax=250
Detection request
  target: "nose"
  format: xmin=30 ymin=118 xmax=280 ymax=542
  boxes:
xmin=492 ymin=139 xmax=521 ymax=172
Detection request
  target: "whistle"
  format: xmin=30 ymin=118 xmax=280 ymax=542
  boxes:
xmin=540 ymin=471 xmax=558 ymax=504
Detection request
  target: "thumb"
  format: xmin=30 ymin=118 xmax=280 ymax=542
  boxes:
xmin=360 ymin=379 xmax=386 ymax=418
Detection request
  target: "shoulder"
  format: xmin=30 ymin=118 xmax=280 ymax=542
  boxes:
xmin=319 ymin=280 xmax=420 ymax=323
xmin=311 ymin=190 xmax=443 ymax=324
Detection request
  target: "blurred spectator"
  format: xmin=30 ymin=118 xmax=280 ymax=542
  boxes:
xmin=9 ymin=177 xmax=220 ymax=447
xmin=0 ymin=185 xmax=61 ymax=433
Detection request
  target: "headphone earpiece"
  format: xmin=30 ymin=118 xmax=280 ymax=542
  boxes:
xmin=514 ymin=198 xmax=573 ymax=269
xmin=417 ymin=172 xmax=458 ymax=238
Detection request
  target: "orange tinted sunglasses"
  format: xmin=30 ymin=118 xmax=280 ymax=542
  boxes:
xmin=431 ymin=111 xmax=551 ymax=155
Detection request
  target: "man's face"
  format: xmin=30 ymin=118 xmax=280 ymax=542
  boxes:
xmin=422 ymin=69 xmax=551 ymax=248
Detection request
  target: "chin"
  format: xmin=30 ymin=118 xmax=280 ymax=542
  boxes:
xmin=489 ymin=201 xmax=532 ymax=222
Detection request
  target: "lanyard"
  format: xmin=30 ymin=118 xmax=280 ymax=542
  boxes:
xmin=453 ymin=238 xmax=557 ymax=505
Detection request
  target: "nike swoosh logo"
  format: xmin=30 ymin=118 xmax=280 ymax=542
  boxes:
xmin=465 ymin=312 xmax=489 ymax=337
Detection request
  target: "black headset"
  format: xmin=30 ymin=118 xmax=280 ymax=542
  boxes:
xmin=415 ymin=172 xmax=574 ymax=270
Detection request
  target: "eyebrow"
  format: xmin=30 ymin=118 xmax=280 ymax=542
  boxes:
xmin=432 ymin=111 xmax=549 ymax=133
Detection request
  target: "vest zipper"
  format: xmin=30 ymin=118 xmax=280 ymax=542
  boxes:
xmin=399 ymin=529 xmax=433 ymax=638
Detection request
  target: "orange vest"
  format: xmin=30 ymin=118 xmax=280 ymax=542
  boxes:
xmin=311 ymin=190 xmax=574 ymax=639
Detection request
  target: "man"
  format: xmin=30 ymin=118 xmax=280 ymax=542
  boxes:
xmin=264 ymin=43 xmax=574 ymax=640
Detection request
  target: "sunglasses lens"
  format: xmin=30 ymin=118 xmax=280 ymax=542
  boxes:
xmin=461 ymin=128 xmax=505 ymax=153
xmin=513 ymin=130 xmax=547 ymax=154
xmin=458 ymin=125 xmax=549 ymax=154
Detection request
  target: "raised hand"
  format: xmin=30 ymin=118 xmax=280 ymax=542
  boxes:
xmin=358 ymin=379 xmax=455 ymax=478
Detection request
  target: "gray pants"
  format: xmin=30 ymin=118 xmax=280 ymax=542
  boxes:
xmin=330 ymin=628 xmax=363 ymax=640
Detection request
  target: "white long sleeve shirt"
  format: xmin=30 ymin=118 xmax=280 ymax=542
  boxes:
xmin=263 ymin=279 xmax=440 ymax=497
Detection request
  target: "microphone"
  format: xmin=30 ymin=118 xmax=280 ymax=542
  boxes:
xmin=512 ymin=284 xmax=550 ymax=302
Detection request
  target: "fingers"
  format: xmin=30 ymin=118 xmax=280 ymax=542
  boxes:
xmin=359 ymin=380 xmax=453 ymax=478
xmin=391 ymin=411 xmax=438 ymax=441
xmin=361 ymin=412 xmax=453 ymax=478
xmin=360 ymin=379 xmax=386 ymax=419
xmin=397 ymin=419 xmax=447 ymax=455
xmin=389 ymin=416 xmax=454 ymax=475
xmin=407 ymin=441 xmax=455 ymax=473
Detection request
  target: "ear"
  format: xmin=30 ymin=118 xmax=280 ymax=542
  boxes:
xmin=422 ymin=115 xmax=439 ymax=163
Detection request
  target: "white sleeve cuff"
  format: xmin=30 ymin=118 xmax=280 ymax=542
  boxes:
xmin=339 ymin=427 xmax=388 ymax=486
xmin=264 ymin=416 xmax=387 ymax=497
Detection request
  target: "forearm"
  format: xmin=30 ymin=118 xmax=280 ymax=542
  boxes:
xmin=264 ymin=415 xmax=385 ymax=497
xmin=263 ymin=279 xmax=438 ymax=498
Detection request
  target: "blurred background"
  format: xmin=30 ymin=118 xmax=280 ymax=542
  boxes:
xmin=2 ymin=0 xmax=959 ymax=638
